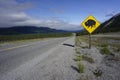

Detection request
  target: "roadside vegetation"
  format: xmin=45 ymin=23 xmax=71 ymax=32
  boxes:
xmin=92 ymin=68 xmax=103 ymax=77
xmin=74 ymin=46 xmax=85 ymax=73
xmin=0 ymin=33 xmax=72 ymax=43
xmin=74 ymin=13 xmax=120 ymax=79
xmin=77 ymin=61 xmax=85 ymax=73
xmin=74 ymin=32 xmax=120 ymax=80
xmin=75 ymin=36 xmax=81 ymax=46
xmin=100 ymin=47 xmax=111 ymax=55
xmin=74 ymin=54 xmax=94 ymax=64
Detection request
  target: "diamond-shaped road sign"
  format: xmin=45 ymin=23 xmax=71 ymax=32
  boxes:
xmin=81 ymin=15 xmax=101 ymax=34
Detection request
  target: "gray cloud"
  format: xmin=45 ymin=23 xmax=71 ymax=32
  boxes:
xmin=0 ymin=0 xmax=81 ymax=31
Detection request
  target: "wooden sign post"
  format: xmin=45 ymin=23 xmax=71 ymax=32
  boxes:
xmin=81 ymin=15 xmax=101 ymax=49
xmin=89 ymin=34 xmax=91 ymax=49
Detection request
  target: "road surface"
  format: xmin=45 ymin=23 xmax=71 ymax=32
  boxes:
xmin=0 ymin=37 xmax=78 ymax=80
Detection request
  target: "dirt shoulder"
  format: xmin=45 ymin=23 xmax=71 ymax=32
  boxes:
xmin=75 ymin=34 xmax=120 ymax=80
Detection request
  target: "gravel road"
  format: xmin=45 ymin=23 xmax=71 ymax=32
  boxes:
xmin=0 ymin=37 xmax=79 ymax=80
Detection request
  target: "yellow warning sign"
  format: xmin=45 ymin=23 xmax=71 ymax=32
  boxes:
xmin=81 ymin=15 xmax=101 ymax=34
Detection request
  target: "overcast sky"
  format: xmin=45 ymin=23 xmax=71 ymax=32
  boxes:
xmin=0 ymin=0 xmax=119 ymax=30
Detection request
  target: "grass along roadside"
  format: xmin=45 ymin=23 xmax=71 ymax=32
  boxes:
xmin=0 ymin=38 xmax=43 ymax=44
xmin=0 ymin=33 xmax=72 ymax=44
xmin=74 ymin=35 xmax=104 ymax=79
xmin=74 ymin=34 xmax=120 ymax=80
xmin=75 ymin=35 xmax=120 ymax=48
xmin=74 ymin=46 xmax=85 ymax=73
xmin=77 ymin=61 xmax=85 ymax=73
xmin=100 ymin=47 xmax=112 ymax=55
xmin=74 ymin=54 xmax=94 ymax=64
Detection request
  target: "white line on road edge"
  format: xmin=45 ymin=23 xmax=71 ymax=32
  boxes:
xmin=0 ymin=38 xmax=72 ymax=80
xmin=0 ymin=42 xmax=41 ymax=52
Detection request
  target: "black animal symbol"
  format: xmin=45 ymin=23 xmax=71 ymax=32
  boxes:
xmin=85 ymin=19 xmax=96 ymax=28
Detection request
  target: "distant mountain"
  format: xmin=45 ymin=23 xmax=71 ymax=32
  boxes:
xmin=94 ymin=13 xmax=120 ymax=33
xmin=0 ymin=26 xmax=68 ymax=35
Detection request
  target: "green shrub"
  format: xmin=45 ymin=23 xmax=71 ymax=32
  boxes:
xmin=93 ymin=68 xmax=102 ymax=77
xmin=74 ymin=55 xmax=82 ymax=61
xmin=77 ymin=61 xmax=85 ymax=73
xmin=82 ymin=55 xmax=95 ymax=63
xmin=100 ymin=47 xmax=111 ymax=55
xmin=81 ymin=46 xmax=88 ymax=49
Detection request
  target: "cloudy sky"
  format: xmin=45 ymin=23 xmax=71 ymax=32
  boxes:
xmin=0 ymin=0 xmax=119 ymax=30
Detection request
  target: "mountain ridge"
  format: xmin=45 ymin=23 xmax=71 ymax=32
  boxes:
xmin=94 ymin=13 xmax=120 ymax=33
xmin=0 ymin=26 xmax=69 ymax=35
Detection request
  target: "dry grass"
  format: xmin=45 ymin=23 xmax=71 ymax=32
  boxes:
xmin=75 ymin=35 xmax=120 ymax=48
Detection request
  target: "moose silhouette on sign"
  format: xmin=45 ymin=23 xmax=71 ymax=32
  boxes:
xmin=85 ymin=19 xmax=96 ymax=28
